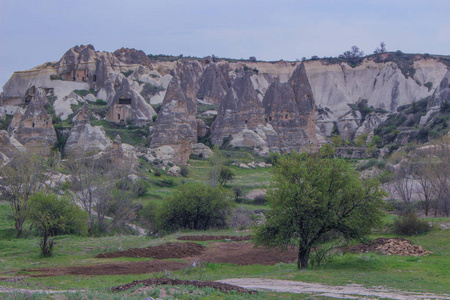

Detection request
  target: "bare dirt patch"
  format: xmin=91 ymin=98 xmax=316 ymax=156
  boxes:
xmin=112 ymin=277 xmax=257 ymax=294
xmin=95 ymin=242 xmax=205 ymax=259
xmin=25 ymin=242 xmax=296 ymax=277
xmin=177 ymin=235 xmax=252 ymax=241
xmin=346 ymin=238 xmax=432 ymax=256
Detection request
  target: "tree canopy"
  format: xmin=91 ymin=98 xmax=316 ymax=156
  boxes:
xmin=254 ymin=152 xmax=386 ymax=269
xmin=28 ymin=193 xmax=87 ymax=256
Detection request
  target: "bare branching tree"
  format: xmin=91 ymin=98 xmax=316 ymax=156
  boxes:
xmin=67 ymin=149 xmax=140 ymax=234
xmin=392 ymin=159 xmax=415 ymax=211
xmin=0 ymin=151 xmax=46 ymax=238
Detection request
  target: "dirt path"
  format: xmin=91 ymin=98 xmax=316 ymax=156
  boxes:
xmin=219 ymin=278 xmax=450 ymax=299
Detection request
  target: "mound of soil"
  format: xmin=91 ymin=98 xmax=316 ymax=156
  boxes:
xmin=112 ymin=277 xmax=257 ymax=294
xmin=95 ymin=242 xmax=205 ymax=259
xmin=177 ymin=235 xmax=252 ymax=241
xmin=346 ymin=238 xmax=432 ymax=256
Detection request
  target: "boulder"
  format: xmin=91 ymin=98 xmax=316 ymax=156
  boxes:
xmin=167 ymin=166 xmax=181 ymax=177
xmin=191 ymin=143 xmax=213 ymax=159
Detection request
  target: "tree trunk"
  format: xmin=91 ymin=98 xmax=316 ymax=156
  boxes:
xmin=15 ymin=219 xmax=24 ymax=239
xmin=297 ymin=243 xmax=310 ymax=269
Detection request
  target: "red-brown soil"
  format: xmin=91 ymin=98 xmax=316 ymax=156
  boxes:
xmin=25 ymin=241 xmax=297 ymax=277
xmin=95 ymin=242 xmax=205 ymax=259
xmin=112 ymin=277 xmax=257 ymax=294
xmin=177 ymin=235 xmax=252 ymax=241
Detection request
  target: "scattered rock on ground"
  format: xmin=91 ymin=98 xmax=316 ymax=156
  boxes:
xmin=111 ymin=277 xmax=257 ymax=294
xmin=177 ymin=235 xmax=252 ymax=241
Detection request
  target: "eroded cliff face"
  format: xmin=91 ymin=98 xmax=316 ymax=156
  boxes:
xmin=1 ymin=45 xmax=449 ymax=161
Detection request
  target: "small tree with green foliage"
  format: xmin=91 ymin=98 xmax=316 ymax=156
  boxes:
xmin=254 ymin=152 xmax=386 ymax=269
xmin=28 ymin=193 xmax=88 ymax=256
xmin=218 ymin=166 xmax=235 ymax=186
xmin=156 ymin=183 xmax=234 ymax=232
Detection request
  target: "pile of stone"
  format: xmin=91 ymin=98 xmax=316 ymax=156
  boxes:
xmin=375 ymin=238 xmax=432 ymax=256
xmin=233 ymin=161 xmax=272 ymax=169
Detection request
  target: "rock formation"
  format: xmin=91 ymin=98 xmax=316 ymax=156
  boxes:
xmin=173 ymin=60 xmax=204 ymax=101
xmin=262 ymin=63 xmax=318 ymax=152
xmin=149 ymin=77 xmax=197 ymax=165
xmin=336 ymin=110 xmax=362 ymax=141
xmin=105 ymin=79 xmax=156 ymax=125
xmin=113 ymin=48 xmax=152 ymax=67
xmin=7 ymin=89 xmax=56 ymax=152
xmin=65 ymin=104 xmax=112 ymax=156
xmin=428 ymin=70 xmax=450 ymax=109
xmin=197 ymin=63 xmax=229 ymax=104
xmin=210 ymin=72 xmax=266 ymax=146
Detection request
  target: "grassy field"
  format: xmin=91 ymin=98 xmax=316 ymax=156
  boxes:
xmin=0 ymin=152 xmax=449 ymax=299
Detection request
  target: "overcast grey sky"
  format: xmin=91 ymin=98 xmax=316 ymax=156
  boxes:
xmin=1 ymin=0 xmax=449 ymax=88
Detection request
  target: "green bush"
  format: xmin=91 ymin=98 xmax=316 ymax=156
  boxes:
xmin=393 ymin=212 xmax=430 ymax=236
xmin=180 ymin=166 xmax=189 ymax=177
xmin=156 ymin=183 xmax=234 ymax=232
xmin=28 ymin=193 xmax=88 ymax=256
xmin=218 ymin=166 xmax=234 ymax=186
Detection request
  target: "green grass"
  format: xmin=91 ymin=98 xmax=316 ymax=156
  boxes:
xmin=1 ymin=149 xmax=449 ymax=298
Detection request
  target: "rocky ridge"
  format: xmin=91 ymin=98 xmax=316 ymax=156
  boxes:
xmin=1 ymin=45 xmax=449 ymax=165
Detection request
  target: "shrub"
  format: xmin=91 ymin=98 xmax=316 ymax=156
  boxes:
xmin=253 ymin=195 xmax=267 ymax=205
xmin=180 ymin=166 xmax=189 ymax=177
xmin=156 ymin=183 xmax=234 ymax=232
xmin=393 ymin=212 xmax=430 ymax=236
xmin=218 ymin=166 xmax=235 ymax=186
xmin=28 ymin=193 xmax=88 ymax=256
xmin=141 ymin=83 xmax=165 ymax=98
xmin=73 ymin=89 xmax=91 ymax=97
xmin=233 ymin=186 xmax=244 ymax=203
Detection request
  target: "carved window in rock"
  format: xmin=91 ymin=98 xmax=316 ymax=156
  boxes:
xmin=268 ymin=116 xmax=272 ymax=122
xmin=93 ymin=75 xmax=97 ymax=82
xmin=118 ymin=98 xmax=132 ymax=105
xmin=285 ymin=114 xmax=288 ymax=120
xmin=245 ymin=120 xmax=248 ymax=124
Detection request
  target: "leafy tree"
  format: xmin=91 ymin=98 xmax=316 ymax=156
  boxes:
xmin=156 ymin=183 xmax=234 ymax=232
xmin=0 ymin=151 xmax=46 ymax=238
xmin=254 ymin=152 xmax=386 ymax=269
xmin=218 ymin=166 xmax=235 ymax=186
xmin=28 ymin=193 xmax=87 ymax=256
xmin=374 ymin=42 xmax=387 ymax=54
xmin=342 ymin=45 xmax=364 ymax=59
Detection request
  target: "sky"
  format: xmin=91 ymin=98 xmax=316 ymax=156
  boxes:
xmin=1 ymin=0 xmax=449 ymax=88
